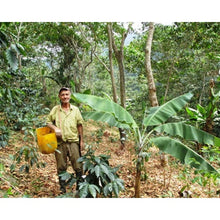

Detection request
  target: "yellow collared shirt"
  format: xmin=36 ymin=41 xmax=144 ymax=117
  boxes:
xmin=46 ymin=104 xmax=83 ymax=142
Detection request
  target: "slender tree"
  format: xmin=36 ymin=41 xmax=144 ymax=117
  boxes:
xmin=109 ymin=23 xmax=131 ymax=149
xmin=144 ymin=22 xmax=168 ymax=173
xmin=110 ymin=23 xmax=131 ymax=109
xmin=145 ymin=22 xmax=159 ymax=107
xmin=107 ymin=23 xmax=117 ymax=103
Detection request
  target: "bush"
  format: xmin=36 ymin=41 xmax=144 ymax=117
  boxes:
xmin=77 ymin=146 xmax=125 ymax=198
xmin=58 ymin=146 xmax=125 ymax=198
xmin=0 ymin=122 xmax=10 ymax=148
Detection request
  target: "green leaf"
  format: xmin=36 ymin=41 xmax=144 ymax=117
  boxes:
xmin=150 ymin=136 xmax=217 ymax=173
xmin=59 ymin=172 xmax=71 ymax=181
xmin=154 ymin=122 xmax=220 ymax=146
xmin=0 ymin=29 xmax=9 ymax=47
xmin=89 ymin=184 xmax=97 ymax=198
xmin=15 ymin=43 xmax=26 ymax=56
xmin=115 ymin=178 xmax=125 ymax=191
xmin=72 ymin=93 xmax=138 ymax=129
xmin=94 ymin=165 xmax=101 ymax=177
xmin=79 ymin=183 xmax=89 ymax=198
xmin=77 ymin=156 xmax=85 ymax=163
xmin=83 ymin=111 xmax=130 ymax=129
xmin=107 ymin=171 xmax=115 ymax=181
xmin=94 ymin=157 xmax=101 ymax=164
xmin=186 ymin=107 xmax=200 ymax=118
xmin=19 ymin=165 xmax=25 ymax=172
xmin=93 ymin=184 xmax=100 ymax=193
xmin=83 ymin=89 xmax=91 ymax=95
xmin=113 ymin=181 xmax=119 ymax=197
xmin=103 ymin=185 xmax=110 ymax=197
xmin=103 ymin=182 xmax=113 ymax=196
xmin=108 ymin=182 xmax=113 ymax=192
xmin=83 ymin=160 xmax=93 ymax=172
xmin=5 ymin=47 xmax=18 ymax=71
xmin=197 ymin=104 xmax=206 ymax=115
xmin=100 ymin=164 xmax=109 ymax=176
xmin=10 ymin=164 xmax=15 ymax=172
xmin=143 ymin=92 xmax=193 ymax=127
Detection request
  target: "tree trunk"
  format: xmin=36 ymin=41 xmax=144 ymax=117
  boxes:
xmin=134 ymin=159 xmax=142 ymax=198
xmin=145 ymin=22 xmax=159 ymax=107
xmin=110 ymin=23 xmax=130 ymax=149
xmin=135 ymin=23 xmax=160 ymax=198
xmin=116 ymin=45 xmax=126 ymax=149
xmin=163 ymin=70 xmax=170 ymax=103
xmin=107 ymin=23 xmax=117 ymax=103
xmin=92 ymin=23 xmax=125 ymax=150
xmin=117 ymin=56 xmax=126 ymax=109
xmin=145 ymin=23 xmax=168 ymax=170
xmin=110 ymin=23 xmax=128 ymax=109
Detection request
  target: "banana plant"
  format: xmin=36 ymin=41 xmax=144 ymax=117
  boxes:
xmin=72 ymin=92 xmax=220 ymax=197
xmin=186 ymin=87 xmax=220 ymax=133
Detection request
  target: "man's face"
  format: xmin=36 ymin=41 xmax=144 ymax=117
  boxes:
xmin=59 ymin=90 xmax=71 ymax=104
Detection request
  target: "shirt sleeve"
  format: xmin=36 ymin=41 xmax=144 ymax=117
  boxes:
xmin=76 ymin=108 xmax=84 ymax=125
xmin=46 ymin=106 xmax=58 ymax=125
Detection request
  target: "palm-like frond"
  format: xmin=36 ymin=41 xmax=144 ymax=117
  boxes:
xmin=73 ymin=93 xmax=138 ymax=129
xmin=154 ymin=122 xmax=220 ymax=146
xmin=151 ymin=137 xmax=217 ymax=172
xmin=143 ymin=92 xmax=193 ymax=127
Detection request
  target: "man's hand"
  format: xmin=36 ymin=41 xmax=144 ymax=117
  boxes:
xmin=54 ymin=128 xmax=62 ymax=138
xmin=80 ymin=139 xmax=84 ymax=151
xmin=47 ymin=124 xmax=62 ymax=138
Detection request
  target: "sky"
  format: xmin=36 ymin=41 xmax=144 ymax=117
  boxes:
xmin=1 ymin=0 xmax=220 ymax=22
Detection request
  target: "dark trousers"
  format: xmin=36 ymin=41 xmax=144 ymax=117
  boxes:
xmin=55 ymin=142 xmax=82 ymax=192
xmin=55 ymin=142 xmax=82 ymax=174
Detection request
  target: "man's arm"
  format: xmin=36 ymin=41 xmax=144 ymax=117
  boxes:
xmin=47 ymin=123 xmax=62 ymax=138
xmin=46 ymin=106 xmax=62 ymax=138
xmin=77 ymin=124 xmax=84 ymax=150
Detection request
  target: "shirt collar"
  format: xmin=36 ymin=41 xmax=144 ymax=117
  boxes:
xmin=59 ymin=104 xmax=73 ymax=111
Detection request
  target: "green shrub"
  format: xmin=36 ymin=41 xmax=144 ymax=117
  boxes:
xmin=0 ymin=122 xmax=10 ymax=148
xmin=58 ymin=146 xmax=125 ymax=198
xmin=77 ymin=146 xmax=124 ymax=198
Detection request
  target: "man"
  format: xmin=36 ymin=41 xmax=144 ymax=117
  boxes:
xmin=46 ymin=87 xmax=84 ymax=194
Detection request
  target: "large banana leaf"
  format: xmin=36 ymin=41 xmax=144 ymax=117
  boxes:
xmin=73 ymin=93 xmax=138 ymax=129
xmin=143 ymin=92 xmax=193 ymax=127
xmin=154 ymin=122 xmax=220 ymax=147
xmin=150 ymin=137 xmax=217 ymax=173
xmin=83 ymin=111 xmax=130 ymax=129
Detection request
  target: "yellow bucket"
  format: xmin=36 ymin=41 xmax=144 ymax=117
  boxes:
xmin=36 ymin=127 xmax=57 ymax=154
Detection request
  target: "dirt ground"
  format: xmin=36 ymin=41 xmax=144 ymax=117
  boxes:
xmin=0 ymin=121 xmax=220 ymax=198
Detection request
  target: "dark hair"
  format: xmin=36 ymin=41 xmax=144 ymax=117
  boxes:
xmin=59 ymin=87 xmax=70 ymax=95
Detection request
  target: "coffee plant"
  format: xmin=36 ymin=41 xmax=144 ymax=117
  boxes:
xmin=58 ymin=145 xmax=125 ymax=198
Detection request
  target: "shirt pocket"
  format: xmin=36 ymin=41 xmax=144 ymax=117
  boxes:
xmin=68 ymin=113 xmax=77 ymax=131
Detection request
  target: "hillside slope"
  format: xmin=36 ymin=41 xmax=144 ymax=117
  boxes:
xmin=0 ymin=121 xmax=219 ymax=198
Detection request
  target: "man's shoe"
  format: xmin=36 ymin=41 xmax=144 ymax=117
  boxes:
xmin=73 ymin=190 xmax=79 ymax=198
xmin=60 ymin=186 xmax=66 ymax=194
xmin=59 ymin=177 xmax=67 ymax=194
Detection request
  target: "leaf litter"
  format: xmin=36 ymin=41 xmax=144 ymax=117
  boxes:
xmin=0 ymin=121 xmax=220 ymax=198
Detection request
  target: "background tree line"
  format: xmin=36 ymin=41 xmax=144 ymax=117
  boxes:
xmin=1 ymin=22 xmax=219 ymax=134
